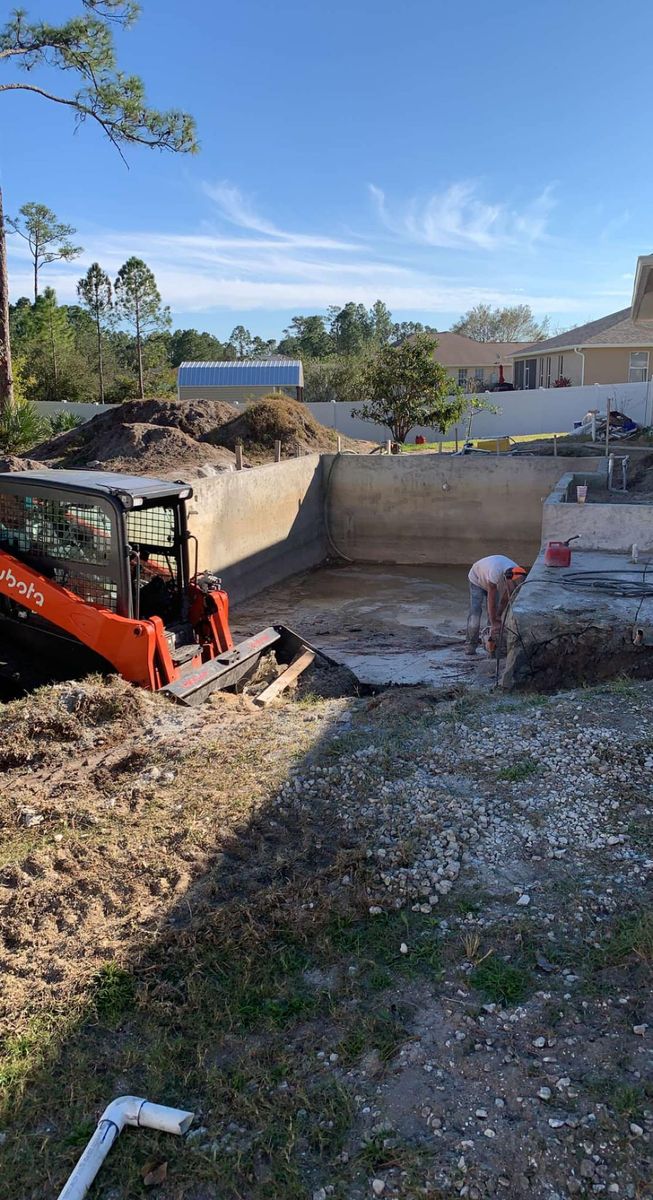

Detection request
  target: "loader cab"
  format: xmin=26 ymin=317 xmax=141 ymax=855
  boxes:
xmin=0 ymin=470 xmax=194 ymax=624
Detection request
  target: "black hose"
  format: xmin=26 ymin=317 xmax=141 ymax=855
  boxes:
xmin=560 ymin=569 xmax=653 ymax=598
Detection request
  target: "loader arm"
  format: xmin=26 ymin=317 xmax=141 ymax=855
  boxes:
xmin=0 ymin=548 xmax=176 ymax=690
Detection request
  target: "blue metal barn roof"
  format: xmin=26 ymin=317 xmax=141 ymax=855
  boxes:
xmin=178 ymin=359 xmax=303 ymax=388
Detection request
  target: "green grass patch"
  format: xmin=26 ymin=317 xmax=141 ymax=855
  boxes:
xmin=322 ymin=910 xmax=442 ymax=982
xmin=92 ymin=963 xmax=136 ymax=1024
xmin=497 ymin=757 xmax=538 ymax=782
xmin=337 ymin=1008 xmax=409 ymax=1065
xmin=471 ymin=956 xmax=531 ymax=1005
xmin=401 ymin=432 xmax=567 ymax=453
xmin=588 ymin=911 xmax=653 ymax=970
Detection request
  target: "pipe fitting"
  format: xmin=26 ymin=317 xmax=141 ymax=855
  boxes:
xmin=57 ymin=1095 xmax=194 ymax=1200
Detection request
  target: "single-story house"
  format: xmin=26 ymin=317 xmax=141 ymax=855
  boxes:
xmin=177 ymin=358 xmax=304 ymax=404
xmin=425 ymin=332 xmax=530 ymax=389
xmin=511 ymin=255 xmax=653 ymax=389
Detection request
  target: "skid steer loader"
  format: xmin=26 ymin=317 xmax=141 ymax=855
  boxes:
xmin=0 ymin=469 xmax=322 ymax=705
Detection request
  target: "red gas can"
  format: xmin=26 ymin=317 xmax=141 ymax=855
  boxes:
xmin=544 ymin=536 xmax=578 ymax=567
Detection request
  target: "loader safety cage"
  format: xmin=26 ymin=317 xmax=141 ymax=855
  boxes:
xmin=0 ymin=470 xmax=194 ymax=621
xmin=0 ymin=469 xmax=328 ymax=705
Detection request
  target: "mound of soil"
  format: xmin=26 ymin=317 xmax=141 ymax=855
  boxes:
xmin=0 ymin=455 xmax=46 ymax=472
xmin=32 ymin=398 xmax=242 ymax=478
xmin=29 ymin=394 xmax=372 ymax=477
xmin=211 ymin=394 xmax=370 ymax=460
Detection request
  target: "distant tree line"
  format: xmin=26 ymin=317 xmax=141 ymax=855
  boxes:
xmin=6 ymin=201 xmax=552 ymax=407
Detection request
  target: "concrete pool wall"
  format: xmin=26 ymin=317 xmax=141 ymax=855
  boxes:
xmin=188 ymin=454 xmax=327 ymax=600
xmin=324 ymin=454 xmax=602 ymax=568
xmin=186 ymin=451 xmax=604 ymax=602
xmin=541 ymin=470 xmax=653 ymax=552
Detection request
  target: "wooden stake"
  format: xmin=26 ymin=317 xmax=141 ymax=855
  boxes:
xmin=254 ymin=649 xmax=316 ymax=707
xmin=454 ymin=427 xmax=459 ymax=453
xmin=274 ymin=439 xmax=282 ymax=462
xmin=235 ymin=441 xmax=243 ymax=471
xmin=438 ymin=440 xmax=442 ymax=454
xmin=337 ymin=435 xmax=342 ymax=453
xmin=553 ymin=434 xmax=558 ymax=457
xmin=386 ymin=439 xmax=392 ymax=455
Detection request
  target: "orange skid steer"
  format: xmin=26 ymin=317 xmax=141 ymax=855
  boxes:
xmin=0 ymin=470 xmax=322 ymax=705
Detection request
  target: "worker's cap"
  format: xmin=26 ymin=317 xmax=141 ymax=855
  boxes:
xmin=504 ymin=566 xmax=527 ymax=580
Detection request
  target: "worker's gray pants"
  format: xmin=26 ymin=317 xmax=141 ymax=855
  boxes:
xmin=466 ymin=582 xmax=486 ymax=647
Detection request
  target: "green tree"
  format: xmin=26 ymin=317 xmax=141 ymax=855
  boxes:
xmin=7 ymin=203 xmax=82 ymax=302
xmin=370 ymin=300 xmax=394 ymax=346
xmin=31 ymin=287 xmax=74 ymax=397
xmin=114 ymin=257 xmax=170 ymax=398
xmin=168 ymin=328 xmax=232 ymax=367
xmin=0 ymin=0 xmax=197 ymax=413
xmin=8 ymin=296 xmax=32 ymax=344
xmin=250 ymin=335 xmax=278 ymax=358
xmin=18 ymin=288 xmax=95 ymax=402
xmin=390 ymin=319 xmax=437 ymax=345
xmin=77 ymin=263 xmax=112 ymax=402
xmin=303 ymin=356 xmax=366 ymax=404
xmin=328 ymin=302 xmax=374 ymax=356
xmin=452 ymin=303 xmax=549 ymax=343
xmin=355 ymin=333 xmax=464 ymax=443
xmin=229 ymin=325 xmax=253 ymax=359
xmin=278 ymin=315 xmax=333 ymax=359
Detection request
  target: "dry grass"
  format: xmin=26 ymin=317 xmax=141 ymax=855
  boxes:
xmin=2 ymin=676 xmax=652 ymax=1198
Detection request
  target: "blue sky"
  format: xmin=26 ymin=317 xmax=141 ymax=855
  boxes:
xmin=1 ymin=0 xmax=652 ymax=340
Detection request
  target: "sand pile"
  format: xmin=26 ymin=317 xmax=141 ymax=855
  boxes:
xmin=32 ymin=398 xmax=243 ymax=477
xmin=211 ymin=394 xmax=371 ymax=460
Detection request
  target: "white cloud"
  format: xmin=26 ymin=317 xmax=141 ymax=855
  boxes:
xmin=203 ymin=180 xmax=359 ymax=251
xmin=5 ymin=179 xmax=592 ymax=321
xmin=370 ymin=181 xmax=555 ymax=251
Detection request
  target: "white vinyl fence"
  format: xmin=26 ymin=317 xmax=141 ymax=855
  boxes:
xmin=34 ymin=380 xmax=653 ymax=443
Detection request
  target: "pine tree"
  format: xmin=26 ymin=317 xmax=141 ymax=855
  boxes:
xmin=0 ymin=2 xmax=197 ymax=412
xmin=77 ymin=263 xmax=112 ymax=402
xmin=114 ymin=258 xmax=171 ymax=399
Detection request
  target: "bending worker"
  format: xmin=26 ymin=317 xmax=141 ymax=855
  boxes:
xmin=464 ymin=555 xmax=527 ymax=655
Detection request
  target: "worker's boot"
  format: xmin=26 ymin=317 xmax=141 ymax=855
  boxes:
xmin=463 ymin=642 xmax=477 ymax=656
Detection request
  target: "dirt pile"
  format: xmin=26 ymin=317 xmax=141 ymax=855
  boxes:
xmin=0 ymin=455 xmax=46 ymax=472
xmin=32 ymin=397 xmax=242 ymax=477
xmin=211 ymin=394 xmax=372 ymax=460
xmin=29 ymin=394 xmax=372 ymax=476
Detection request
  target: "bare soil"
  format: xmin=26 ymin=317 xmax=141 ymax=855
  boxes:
xmin=0 ymin=456 xmax=46 ymax=472
xmin=31 ymin=398 xmax=243 ymax=478
xmin=1 ymin=672 xmax=651 ymax=1199
xmin=27 ymin=395 xmax=374 ymax=478
xmin=205 ymin=395 xmax=375 ymax=462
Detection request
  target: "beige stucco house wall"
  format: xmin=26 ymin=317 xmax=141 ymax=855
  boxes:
xmin=426 ymin=332 xmax=528 ymax=390
xmin=583 ymin=347 xmax=652 ymax=385
xmin=512 ymin=256 xmax=653 ymax=390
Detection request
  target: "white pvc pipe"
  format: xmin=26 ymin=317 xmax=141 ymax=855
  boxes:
xmin=57 ymin=1095 xmax=194 ymax=1200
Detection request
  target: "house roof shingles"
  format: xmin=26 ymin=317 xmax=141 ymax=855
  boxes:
xmin=425 ymin=332 xmax=530 ymax=366
xmin=512 ymin=308 xmax=653 ymax=357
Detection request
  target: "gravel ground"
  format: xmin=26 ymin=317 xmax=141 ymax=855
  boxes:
xmin=271 ymin=684 xmax=653 ymax=1198
xmin=1 ymin=675 xmax=652 ymax=1198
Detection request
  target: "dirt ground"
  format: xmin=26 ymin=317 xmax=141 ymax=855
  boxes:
xmin=211 ymin=395 xmax=374 ymax=462
xmin=1 ymin=666 xmax=652 ymax=1200
xmin=24 ymin=395 xmax=374 ymax=478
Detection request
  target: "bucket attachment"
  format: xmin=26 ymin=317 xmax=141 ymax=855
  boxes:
xmin=161 ymin=624 xmax=329 ymax=706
